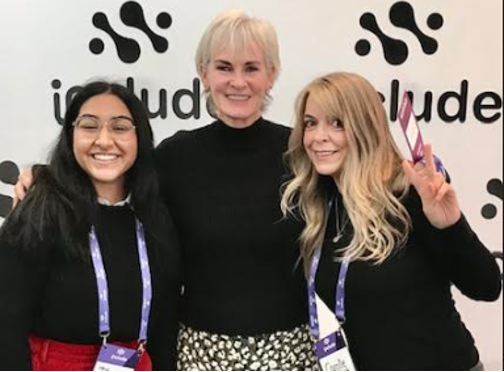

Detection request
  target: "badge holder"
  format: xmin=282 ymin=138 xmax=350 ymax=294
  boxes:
xmin=89 ymin=221 xmax=152 ymax=371
xmin=94 ymin=342 xmax=140 ymax=371
xmin=398 ymin=91 xmax=446 ymax=177
xmin=313 ymin=294 xmax=356 ymax=371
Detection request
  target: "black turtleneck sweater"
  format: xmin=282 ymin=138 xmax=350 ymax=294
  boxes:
xmin=155 ymin=118 xmax=308 ymax=335
xmin=315 ymin=187 xmax=501 ymax=370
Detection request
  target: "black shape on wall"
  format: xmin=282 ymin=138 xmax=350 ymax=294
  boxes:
xmin=492 ymin=252 xmax=503 ymax=281
xmin=355 ymin=1 xmax=444 ymax=65
xmin=482 ymin=178 xmax=503 ymax=219
xmin=89 ymin=1 xmax=172 ymax=64
xmin=0 ymin=160 xmax=20 ymax=218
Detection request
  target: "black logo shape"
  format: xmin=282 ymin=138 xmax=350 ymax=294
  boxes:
xmin=89 ymin=1 xmax=172 ymax=64
xmin=0 ymin=161 xmax=20 ymax=218
xmin=482 ymin=178 xmax=503 ymax=219
xmin=492 ymin=252 xmax=503 ymax=281
xmin=355 ymin=1 xmax=444 ymax=65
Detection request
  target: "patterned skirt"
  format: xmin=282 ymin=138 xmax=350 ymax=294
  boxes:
xmin=177 ymin=323 xmax=319 ymax=371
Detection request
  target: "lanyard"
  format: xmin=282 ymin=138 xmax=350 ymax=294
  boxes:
xmin=308 ymin=198 xmax=351 ymax=339
xmin=89 ymin=219 xmax=152 ymax=345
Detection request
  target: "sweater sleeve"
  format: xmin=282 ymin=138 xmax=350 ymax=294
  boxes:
xmin=144 ymin=206 xmax=182 ymax=370
xmin=409 ymin=190 xmax=502 ymax=301
xmin=0 ymin=239 xmax=48 ymax=370
xmin=146 ymin=280 xmax=181 ymax=370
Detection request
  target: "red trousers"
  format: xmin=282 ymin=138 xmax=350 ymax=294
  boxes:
xmin=29 ymin=336 xmax=152 ymax=371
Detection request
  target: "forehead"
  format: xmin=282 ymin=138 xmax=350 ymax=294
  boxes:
xmin=304 ymin=95 xmax=325 ymax=116
xmin=79 ymin=94 xmax=131 ymax=117
xmin=304 ymin=89 xmax=342 ymax=119
xmin=212 ymin=41 xmax=266 ymax=64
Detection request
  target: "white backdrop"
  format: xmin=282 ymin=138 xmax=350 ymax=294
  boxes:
xmin=0 ymin=0 xmax=502 ymax=369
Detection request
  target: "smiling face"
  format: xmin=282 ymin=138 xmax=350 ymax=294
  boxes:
xmin=303 ymin=95 xmax=348 ymax=182
xmin=73 ymin=94 xmax=138 ymax=202
xmin=201 ymin=42 xmax=275 ymax=128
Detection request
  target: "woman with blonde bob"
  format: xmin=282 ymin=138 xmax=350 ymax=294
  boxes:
xmin=155 ymin=9 xmax=316 ymax=370
xmin=14 ymin=10 xmax=318 ymax=370
xmin=281 ymin=72 xmax=501 ymax=370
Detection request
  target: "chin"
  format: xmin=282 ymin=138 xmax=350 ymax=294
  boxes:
xmin=315 ymin=167 xmax=340 ymax=177
xmin=90 ymin=172 xmax=123 ymax=184
xmin=227 ymin=110 xmax=254 ymax=119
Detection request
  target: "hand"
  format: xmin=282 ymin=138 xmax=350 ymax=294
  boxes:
xmin=402 ymin=144 xmax=461 ymax=229
xmin=13 ymin=167 xmax=34 ymax=207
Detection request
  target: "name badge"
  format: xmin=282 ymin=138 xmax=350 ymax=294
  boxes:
xmin=315 ymin=295 xmax=356 ymax=371
xmin=93 ymin=344 xmax=139 ymax=371
xmin=316 ymin=331 xmax=355 ymax=371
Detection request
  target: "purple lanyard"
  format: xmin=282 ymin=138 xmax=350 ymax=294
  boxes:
xmin=89 ymin=219 xmax=152 ymax=344
xmin=308 ymin=198 xmax=350 ymax=339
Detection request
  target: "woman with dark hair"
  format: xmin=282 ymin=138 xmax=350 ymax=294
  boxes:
xmin=13 ymin=10 xmax=318 ymax=370
xmin=0 ymin=81 xmax=180 ymax=370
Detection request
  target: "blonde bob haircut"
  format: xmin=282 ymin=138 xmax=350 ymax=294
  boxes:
xmin=281 ymin=72 xmax=411 ymax=272
xmin=195 ymin=9 xmax=281 ymax=115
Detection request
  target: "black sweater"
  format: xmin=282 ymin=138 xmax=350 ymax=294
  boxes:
xmin=155 ymin=118 xmax=308 ymax=335
xmin=0 ymin=205 xmax=181 ymax=370
xmin=315 ymin=187 xmax=501 ymax=370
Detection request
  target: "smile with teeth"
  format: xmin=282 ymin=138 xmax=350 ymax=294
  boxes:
xmin=226 ymin=94 xmax=250 ymax=101
xmin=314 ymin=150 xmax=338 ymax=159
xmin=92 ymin=154 xmax=120 ymax=161
xmin=313 ymin=151 xmax=338 ymax=160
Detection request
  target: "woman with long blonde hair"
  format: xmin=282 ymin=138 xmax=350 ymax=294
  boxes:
xmin=282 ymin=72 xmax=501 ymax=370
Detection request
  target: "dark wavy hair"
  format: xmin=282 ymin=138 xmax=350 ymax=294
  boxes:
xmin=0 ymin=81 xmax=168 ymax=258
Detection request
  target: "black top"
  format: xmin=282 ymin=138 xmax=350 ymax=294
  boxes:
xmin=0 ymin=204 xmax=181 ymax=370
xmin=155 ymin=118 xmax=308 ymax=335
xmin=315 ymin=187 xmax=502 ymax=370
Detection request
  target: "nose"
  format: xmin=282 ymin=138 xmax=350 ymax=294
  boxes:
xmin=94 ymin=125 xmax=114 ymax=147
xmin=230 ymin=71 xmax=246 ymax=89
xmin=313 ymin=122 xmax=329 ymax=142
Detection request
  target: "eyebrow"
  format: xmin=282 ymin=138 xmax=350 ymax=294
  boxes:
xmin=78 ymin=114 xmax=99 ymax=119
xmin=214 ymin=59 xmax=231 ymax=65
xmin=214 ymin=59 xmax=262 ymax=66
xmin=78 ymin=114 xmax=133 ymax=121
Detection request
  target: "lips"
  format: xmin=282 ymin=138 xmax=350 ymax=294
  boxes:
xmin=91 ymin=153 xmax=120 ymax=162
xmin=313 ymin=150 xmax=338 ymax=159
xmin=226 ymin=94 xmax=251 ymax=101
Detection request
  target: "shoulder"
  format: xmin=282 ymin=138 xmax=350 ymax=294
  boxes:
xmin=154 ymin=124 xmax=216 ymax=174
xmin=155 ymin=123 xmax=216 ymax=154
xmin=260 ymin=119 xmax=292 ymax=150
xmin=263 ymin=119 xmax=292 ymax=136
xmin=0 ymin=218 xmax=53 ymax=261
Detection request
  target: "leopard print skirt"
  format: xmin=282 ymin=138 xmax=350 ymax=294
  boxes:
xmin=177 ymin=323 xmax=319 ymax=371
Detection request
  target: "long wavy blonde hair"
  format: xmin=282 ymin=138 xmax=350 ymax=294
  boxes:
xmin=281 ymin=72 xmax=411 ymax=272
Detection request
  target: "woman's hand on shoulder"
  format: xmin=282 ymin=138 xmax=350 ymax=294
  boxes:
xmin=13 ymin=167 xmax=34 ymax=207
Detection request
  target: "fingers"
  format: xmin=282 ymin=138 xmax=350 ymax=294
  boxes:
xmin=432 ymin=171 xmax=445 ymax=191
xmin=423 ymin=144 xmax=436 ymax=174
xmin=13 ymin=181 xmax=26 ymax=208
xmin=402 ymin=160 xmax=418 ymax=186
xmin=403 ymin=159 xmax=439 ymax=200
xmin=19 ymin=168 xmax=34 ymax=191
xmin=13 ymin=167 xmax=33 ymax=204
xmin=435 ymin=181 xmax=452 ymax=202
xmin=413 ymin=161 xmax=424 ymax=172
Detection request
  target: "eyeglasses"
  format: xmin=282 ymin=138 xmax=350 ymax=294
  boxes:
xmin=73 ymin=116 xmax=136 ymax=139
